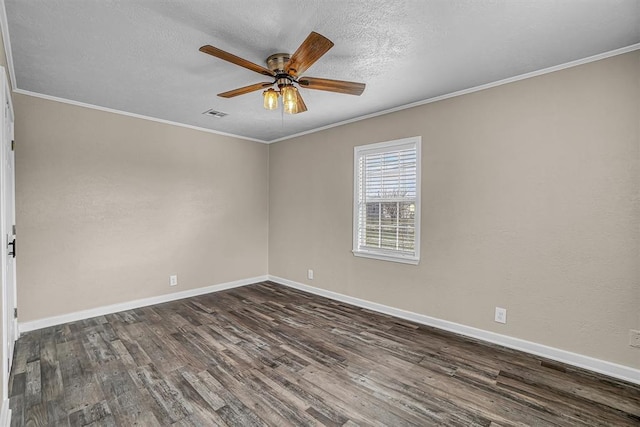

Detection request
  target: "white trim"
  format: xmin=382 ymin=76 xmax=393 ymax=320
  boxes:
xmin=18 ymin=275 xmax=268 ymax=333
xmin=12 ymin=89 xmax=268 ymax=144
xmin=268 ymin=275 xmax=640 ymax=386
xmin=268 ymin=43 xmax=640 ymax=143
xmin=0 ymin=399 xmax=10 ymax=427
xmin=352 ymin=250 xmax=419 ymax=265
xmin=0 ymin=0 xmax=16 ymax=90
xmin=2 ymin=43 xmax=638 ymax=145
xmin=0 ymin=65 xmax=16 ymax=407
xmin=353 ymin=136 xmax=421 ymax=265
xmin=14 ymin=273 xmax=640 ymax=385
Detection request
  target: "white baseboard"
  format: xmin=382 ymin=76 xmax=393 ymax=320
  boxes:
xmin=16 ymin=273 xmax=640 ymax=385
xmin=268 ymin=275 xmax=640 ymax=386
xmin=18 ymin=275 xmax=268 ymax=334
xmin=0 ymin=399 xmax=10 ymax=427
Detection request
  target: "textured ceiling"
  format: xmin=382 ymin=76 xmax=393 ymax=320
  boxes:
xmin=4 ymin=0 xmax=640 ymax=142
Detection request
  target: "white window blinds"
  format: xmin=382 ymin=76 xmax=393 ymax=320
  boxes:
xmin=353 ymin=137 xmax=421 ymax=264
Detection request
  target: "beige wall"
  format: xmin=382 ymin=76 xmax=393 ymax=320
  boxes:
xmin=8 ymin=45 xmax=640 ymax=371
xmin=269 ymin=51 xmax=640 ymax=368
xmin=15 ymin=94 xmax=269 ymax=321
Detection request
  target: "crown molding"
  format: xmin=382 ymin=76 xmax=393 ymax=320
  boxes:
xmin=13 ymin=89 xmax=268 ymax=143
xmin=268 ymin=43 xmax=640 ymax=143
xmin=1 ymin=4 xmax=638 ymax=146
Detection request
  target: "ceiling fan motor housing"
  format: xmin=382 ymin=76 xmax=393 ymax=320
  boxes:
xmin=266 ymin=53 xmax=291 ymax=73
xmin=267 ymin=54 xmax=295 ymax=87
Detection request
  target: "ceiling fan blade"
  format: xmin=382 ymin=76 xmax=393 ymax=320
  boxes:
xmin=294 ymin=89 xmax=307 ymax=114
xmin=297 ymin=77 xmax=365 ymax=96
xmin=200 ymin=45 xmax=275 ymax=77
xmin=218 ymin=82 xmax=274 ymax=98
xmin=285 ymin=32 xmax=334 ymax=76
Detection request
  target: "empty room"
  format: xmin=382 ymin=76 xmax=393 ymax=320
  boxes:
xmin=0 ymin=0 xmax=638 ymax=425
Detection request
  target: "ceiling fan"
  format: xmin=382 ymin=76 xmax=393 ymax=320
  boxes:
xmin=199 ymin=31 xmax=366 ymax=114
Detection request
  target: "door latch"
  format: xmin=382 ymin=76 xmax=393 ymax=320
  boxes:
xmin=7 ymin=238 xmax=15 ymax=258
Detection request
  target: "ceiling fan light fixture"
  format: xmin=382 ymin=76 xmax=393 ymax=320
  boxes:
xmin=263 ymin=88 xmax=279 ymax=110
xmin=281 ymin=85 xmax=298 ymax=114
xmin=201 ymin=31 xmax=365 ymax=116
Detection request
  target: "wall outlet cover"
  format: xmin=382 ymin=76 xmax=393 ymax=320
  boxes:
xmin=307 ymin=269 xmax=314 ymax=280
xmin=495 ymin=307 xmax=507 ymax=324
xmin=170 ymin=275 xmax=178 ymax=286
xmin=629 ymin=329 xmax=640 ymax=348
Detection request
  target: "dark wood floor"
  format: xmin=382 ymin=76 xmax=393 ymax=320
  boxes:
xmin=8 ymin=281 xmax=640 ymax=426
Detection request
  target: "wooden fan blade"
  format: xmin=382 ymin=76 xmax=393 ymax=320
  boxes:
xmin=218 ymin=82 xmax=273 ymax=98
xmin=294 ymin=89 xmax=307 ymax=114
xmin=285 ymin=32 xmax=334 ymax=76
xmin=200 ymin=45 xmax=275 ymax=77
xmin=297 ymin=77 xmax=365 ymax=96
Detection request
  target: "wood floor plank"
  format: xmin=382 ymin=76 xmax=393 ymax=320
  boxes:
xmin=24 ymin=360 xmax=42 ymax=409
xmin=44 ymin=399 xmax=69 ymax=427
xmin=496 ymin=371 xmax=638 ymax=426
xmin=259 ymin=365 xmax=378 ymax=427
xmin=180 ymin=370 xmax=226 ymax=411
xmin=500 ymin=363 xmax=640 ymax=417
xmin=24 ymin=402 xmax=48 ymax=427
xmin=8 ymin=281 xmax=640 ymax=426
xmin=39 ymin=336 xmax=64 ymax=403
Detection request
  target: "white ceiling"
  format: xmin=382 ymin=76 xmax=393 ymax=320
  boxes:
xmin=3 ymin=0 xmax=640 ymax=142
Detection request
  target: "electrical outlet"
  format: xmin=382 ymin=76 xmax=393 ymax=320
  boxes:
xmin=629 ymin=329 xmax=640 ymax=348
xmin=495 ymin=307 xmax=507 ymax=324
xmin=307 ymin=269 xmax=314 ymax=280
xmin=169 ymin=275 xmax=178 ymax=287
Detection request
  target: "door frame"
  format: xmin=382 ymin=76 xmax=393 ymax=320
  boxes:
xmin=0 ymin=65 xmax=16 ymax=406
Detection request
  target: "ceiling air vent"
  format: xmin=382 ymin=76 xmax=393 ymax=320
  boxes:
xmin=202 ymin=109 xmax=228 ymax=118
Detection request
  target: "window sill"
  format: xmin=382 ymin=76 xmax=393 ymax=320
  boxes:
xmin=352 ymin=250 xmax=420 ymax=265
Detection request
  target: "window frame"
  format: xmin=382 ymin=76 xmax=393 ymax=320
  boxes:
xmin=352 ymin=136 xmax=421 ymax=265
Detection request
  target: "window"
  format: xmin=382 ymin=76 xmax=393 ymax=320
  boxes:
xmin=353 ymin=136 xmax=421 ymax=264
